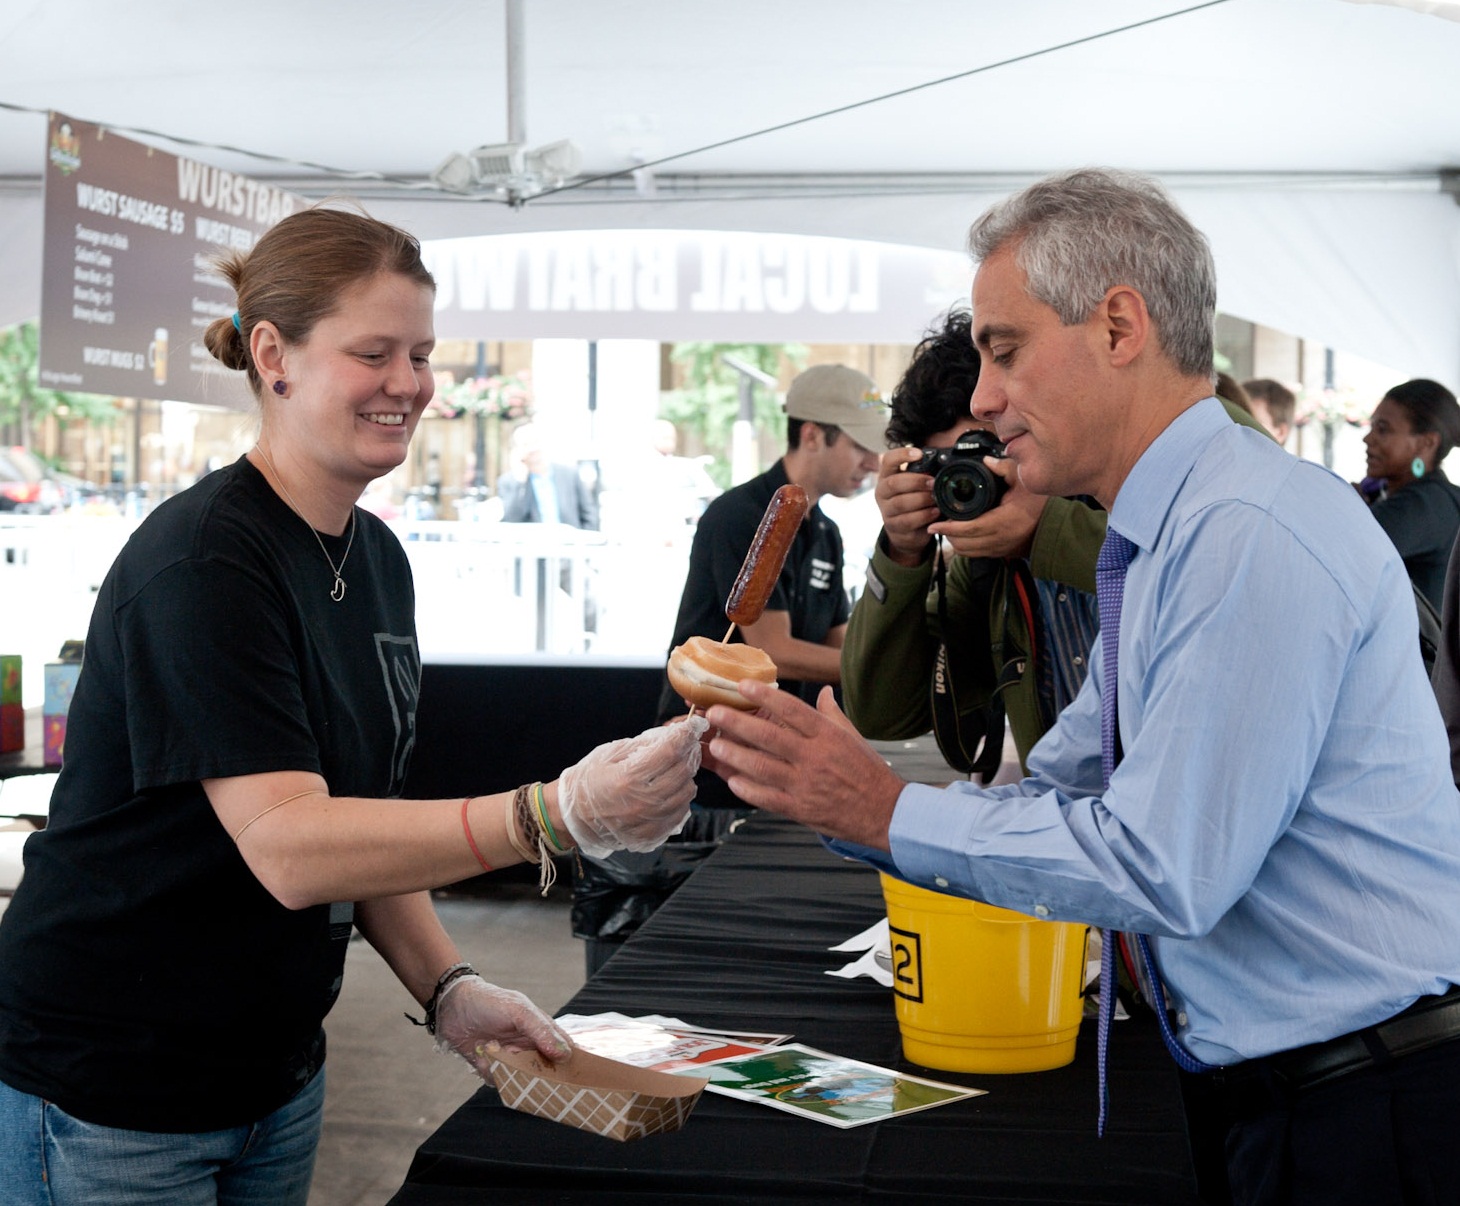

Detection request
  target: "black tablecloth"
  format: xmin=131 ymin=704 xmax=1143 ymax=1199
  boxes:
xmin=390 ymin=815 xmax=1200 ymax=1205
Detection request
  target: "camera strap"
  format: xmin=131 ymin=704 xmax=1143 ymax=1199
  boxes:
xmin=928 ymin=545 xmax=1005 ymax=782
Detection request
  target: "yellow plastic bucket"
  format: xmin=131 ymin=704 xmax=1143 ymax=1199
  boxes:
xmin=880 ymin=873 xmax=1090 ymax=1073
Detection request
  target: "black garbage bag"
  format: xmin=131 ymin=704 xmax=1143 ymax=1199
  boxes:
xmin=571 ymin=804 xmax=750 ymax=974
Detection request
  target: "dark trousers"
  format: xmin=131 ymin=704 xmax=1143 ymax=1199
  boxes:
xmin=1178 ymin=1067 xmax=1234 ymax=1205
xmin=1213 ymin=1036 xmax=1460 ymax=1206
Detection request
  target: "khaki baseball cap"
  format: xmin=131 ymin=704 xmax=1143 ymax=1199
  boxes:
xmin=783 ymin=364 xmax=888 ymax=451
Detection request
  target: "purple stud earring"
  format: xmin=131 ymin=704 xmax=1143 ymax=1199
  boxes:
xmin=273 ymin=380 xmax=288 ymax=396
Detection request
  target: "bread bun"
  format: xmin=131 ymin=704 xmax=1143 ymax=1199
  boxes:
xmin=667 ymin=636 xmax=777 ymax=711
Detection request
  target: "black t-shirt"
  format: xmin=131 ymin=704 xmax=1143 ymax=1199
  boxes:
xmin=0 ymin=456 xmax=419 ymax=1132
xmin=655 ymin=460 xmax=850 ymax=724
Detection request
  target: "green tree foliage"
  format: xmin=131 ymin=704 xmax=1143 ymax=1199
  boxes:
xmin=0 ymin=321 xmax=118 ymax=451
xmin=659 ymin=342 xmax=807 ymax=488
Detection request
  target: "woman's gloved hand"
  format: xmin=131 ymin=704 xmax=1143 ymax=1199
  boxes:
xmin=558 ymin=716 xmax=708 ymax=858
xmin=433 ymin=973 xmax=571 ymax=1075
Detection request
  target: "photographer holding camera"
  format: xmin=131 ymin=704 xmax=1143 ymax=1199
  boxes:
xmin=842 ymin=309 xmax=1266 ymax=778
xmin=841 ymin=309 xmax=1099 ymax=778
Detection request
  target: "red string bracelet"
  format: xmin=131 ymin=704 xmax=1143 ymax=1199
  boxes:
xmin=461 ymin=796 xmax=493 ymax=873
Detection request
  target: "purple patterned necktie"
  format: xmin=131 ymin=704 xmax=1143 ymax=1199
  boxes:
xmin=1096 ymin=530 xmax=1135 ymax=788
xmin=1094 ymin=528 xmax=1215 ymax=1137
xmin=1095 ymin=528 xmax=1135 ymax=1136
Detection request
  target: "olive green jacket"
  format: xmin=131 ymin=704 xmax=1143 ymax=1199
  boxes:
xmin=841 ymin=509 xmax=1092 ymax=772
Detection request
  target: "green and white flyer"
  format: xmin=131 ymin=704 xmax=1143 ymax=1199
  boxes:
xmin=679 ymin=1043 xmax=984 ymax=1128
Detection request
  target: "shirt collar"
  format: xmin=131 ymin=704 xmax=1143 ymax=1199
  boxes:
xmin=1107 ymin=395 xmax=1225 ymax=553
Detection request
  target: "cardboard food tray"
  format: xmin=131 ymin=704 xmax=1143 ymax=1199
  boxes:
xmin=483 ymin=1043 xmax=708 ymax=1142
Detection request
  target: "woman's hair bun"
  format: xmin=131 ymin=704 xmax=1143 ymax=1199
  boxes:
xmin=203 ymin=315 xmax=250 ymax=372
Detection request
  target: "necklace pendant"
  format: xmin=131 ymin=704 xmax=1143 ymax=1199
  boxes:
xmin=331 ymin=576 xmax=346 ymax=602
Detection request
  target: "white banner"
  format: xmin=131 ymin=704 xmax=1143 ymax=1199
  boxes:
xmin=422 ymin=229 xmax=972 ymax=344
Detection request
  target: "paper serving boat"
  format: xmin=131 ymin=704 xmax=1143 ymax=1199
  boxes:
xmin=482 ymin=1043 xmax=708 ymax=1142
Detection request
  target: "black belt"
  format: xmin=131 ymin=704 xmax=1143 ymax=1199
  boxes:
xmin=1210 ymin=985 xmax=1460 ymax=1111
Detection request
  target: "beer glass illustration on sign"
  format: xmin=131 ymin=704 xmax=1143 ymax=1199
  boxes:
xmin=148 ymin=328 xmax=168 ymax=386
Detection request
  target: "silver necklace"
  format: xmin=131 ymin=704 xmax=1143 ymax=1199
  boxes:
xmin=255 ymin=445 xmax=356 ymax=602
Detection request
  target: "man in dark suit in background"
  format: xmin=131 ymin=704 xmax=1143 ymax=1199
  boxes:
xmin=498 ymin=422 xmax=599 ymax=530
xmin=497 ymin=421 xmax=601 ymax=643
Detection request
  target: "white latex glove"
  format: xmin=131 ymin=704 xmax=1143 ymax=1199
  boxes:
xmin=433 ymin=974 xmax=571 ymax=1075
xmin=558 ymin=716 xmax=708 ymax=858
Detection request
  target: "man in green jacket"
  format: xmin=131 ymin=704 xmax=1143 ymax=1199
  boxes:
xmin=842 ymin=309 xmax=1268 ymax=777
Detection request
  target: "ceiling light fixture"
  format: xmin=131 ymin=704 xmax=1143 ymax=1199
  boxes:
xmin=429 ymin=0 xmax=583 ymax=205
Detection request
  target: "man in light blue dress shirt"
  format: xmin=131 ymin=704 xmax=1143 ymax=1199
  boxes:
xmin=706 ymin=168 xmax=1460 ymax=1204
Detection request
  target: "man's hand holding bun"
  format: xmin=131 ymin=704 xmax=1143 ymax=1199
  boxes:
xmin=706 ymin=681 xmax=905 ymax=852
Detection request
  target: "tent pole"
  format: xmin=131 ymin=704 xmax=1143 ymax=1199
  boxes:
xmin=506 ymin=0 xmax=526 ymax=147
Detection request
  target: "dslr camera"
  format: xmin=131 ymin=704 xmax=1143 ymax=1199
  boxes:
xmin=904 ymin=429 xmax=1007 ymax=520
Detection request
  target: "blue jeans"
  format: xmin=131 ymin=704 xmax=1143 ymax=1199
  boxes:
xmin=0 ymin=1067 xmax=324 ymax=1206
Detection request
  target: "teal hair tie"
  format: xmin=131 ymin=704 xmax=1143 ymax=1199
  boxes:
xmin=231 ymin=312 xmax=241 ymax=332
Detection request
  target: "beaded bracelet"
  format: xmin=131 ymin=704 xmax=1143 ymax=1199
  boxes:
xmin=404 ymin=961 xmax=476 ymax=1035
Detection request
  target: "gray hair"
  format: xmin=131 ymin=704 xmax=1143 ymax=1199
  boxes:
xmin=967 ymin=168 xmax=1216 ymax=379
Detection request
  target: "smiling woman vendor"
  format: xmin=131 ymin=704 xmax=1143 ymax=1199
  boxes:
xmin=0 ymin=206 xmax=703 ymax=1206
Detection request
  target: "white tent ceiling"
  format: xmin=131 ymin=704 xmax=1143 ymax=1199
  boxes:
xmin=2 ymin=0 xmax=1458 ymax=377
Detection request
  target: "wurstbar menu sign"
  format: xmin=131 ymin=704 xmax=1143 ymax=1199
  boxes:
xmin=38 ymin=111 xmax=302 ymax=408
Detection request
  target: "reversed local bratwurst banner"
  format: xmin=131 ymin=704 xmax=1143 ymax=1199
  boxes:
xmin=38 ymin=111 xmax=303 ymax=408
xmin=422 ymin=229 xmax=973 ymax=344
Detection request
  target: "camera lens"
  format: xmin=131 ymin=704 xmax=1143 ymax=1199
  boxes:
xmin=933 ymin=461 xmax=1005 ymax=520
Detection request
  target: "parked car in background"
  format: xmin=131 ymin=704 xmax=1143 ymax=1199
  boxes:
xmin=0 ymin=446 xmax=76 ymax=513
